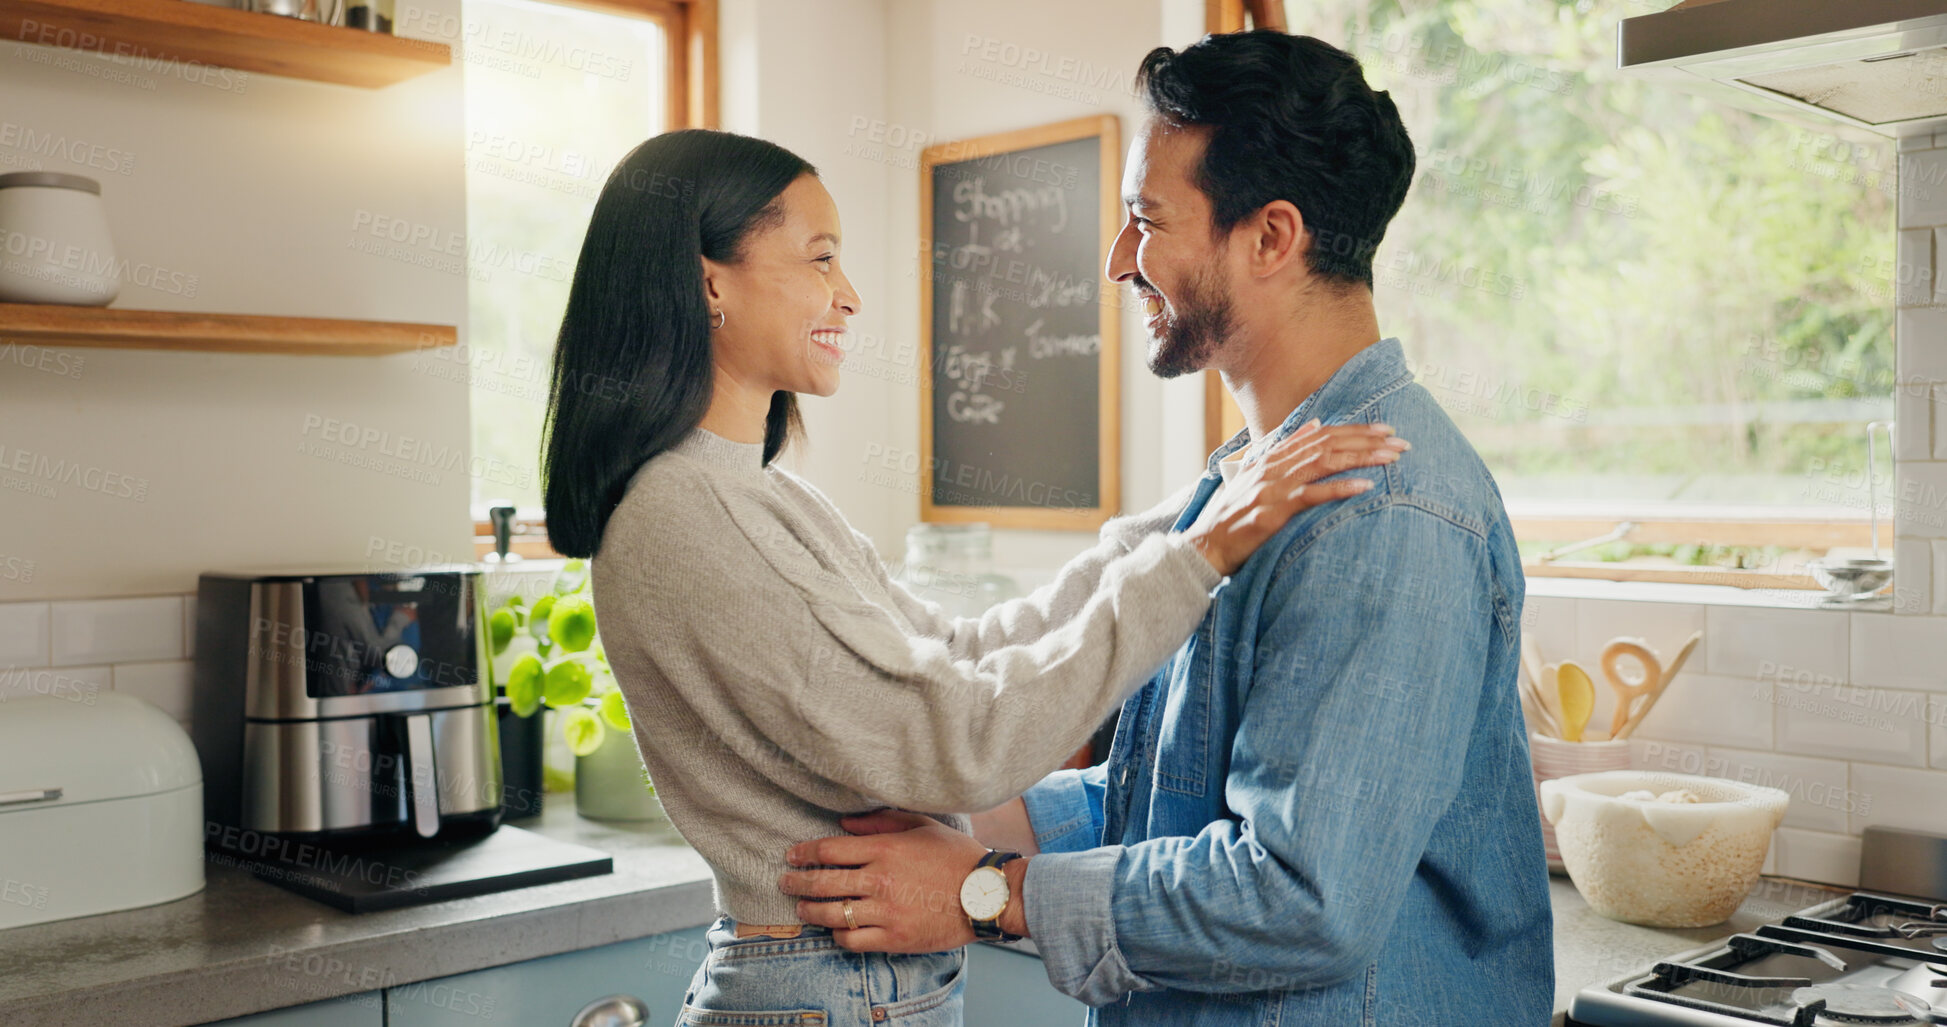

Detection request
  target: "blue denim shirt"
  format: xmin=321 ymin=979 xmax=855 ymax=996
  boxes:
xmin=1019 ymin=338 xmax=1555 ymax=1025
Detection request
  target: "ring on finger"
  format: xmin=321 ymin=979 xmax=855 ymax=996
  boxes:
xmin=842 ymin=899 xmax=858 ymax=931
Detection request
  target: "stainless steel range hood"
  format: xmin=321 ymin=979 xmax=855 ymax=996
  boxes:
xmin=1619 ymin=0 xmax=1947 ymax=140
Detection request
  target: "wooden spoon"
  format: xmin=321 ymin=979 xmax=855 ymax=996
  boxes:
xmin=1601 ymin=638 xmax=1663 ymax=739
xmin=1557 ymin=661 xmax=1597 ymax=742
xmin=1519 ymin=636 xmax=1560 ymax=737
xmin=1661 ymin=630 xmax=1703 ymax=683
xmin=1616 ymin=630 xmax=1703 ymax=740
xmin=1538 ymin=663 xmax=1566 ymax=737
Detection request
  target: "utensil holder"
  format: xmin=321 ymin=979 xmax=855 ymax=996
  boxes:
xmin=1530 ymin=733 xmax=1631 ymax=874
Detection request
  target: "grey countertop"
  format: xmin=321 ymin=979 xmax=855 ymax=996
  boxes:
xmin=0 ymin=800 xmax=1852 ymax=1027
xmin=1549 ymin=872 xmax=1850 ymax=1025
xmin=0 ymin=801 xmax=718 ymax=1027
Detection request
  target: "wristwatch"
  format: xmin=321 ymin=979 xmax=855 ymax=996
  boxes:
xmin=960 ymin=849 xmax=1024 ymax=942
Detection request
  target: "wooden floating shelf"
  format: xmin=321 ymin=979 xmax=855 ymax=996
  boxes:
xmin=0 ymin=0 xmax=451 ymax=89
xmin=0 ymin=302 xmax=456 ymax=356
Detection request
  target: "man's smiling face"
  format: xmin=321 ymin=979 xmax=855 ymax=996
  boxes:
xmin=1106 ymin=114 xmax=1239 ymax=379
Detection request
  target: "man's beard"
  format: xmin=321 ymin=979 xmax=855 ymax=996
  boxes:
xmin=1144 ymin=260 xmax=1235 ymax=379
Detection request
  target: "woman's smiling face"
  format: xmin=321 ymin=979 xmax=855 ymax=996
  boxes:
xmin=703 ymin=173 xmax=862 ymax=400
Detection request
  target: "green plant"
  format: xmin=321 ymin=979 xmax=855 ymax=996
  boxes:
xmin=487 ymin=558 xmax=632 ymax=760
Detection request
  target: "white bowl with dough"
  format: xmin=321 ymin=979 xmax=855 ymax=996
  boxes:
xmin=1539 ymin=770 xmax=1789 ymax=928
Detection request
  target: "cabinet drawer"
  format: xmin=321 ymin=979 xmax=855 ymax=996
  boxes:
xmin=386 ymin=926 xmax=709 ymax=1027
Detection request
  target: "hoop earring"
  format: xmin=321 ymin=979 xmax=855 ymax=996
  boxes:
xmin=711 ymin=309 xmax=726 ymax=330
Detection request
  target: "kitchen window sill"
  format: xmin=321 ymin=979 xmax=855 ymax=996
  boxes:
xmin=1525 ymin=574 xmax=1890 ymax=614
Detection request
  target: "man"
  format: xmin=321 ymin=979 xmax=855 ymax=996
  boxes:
xmin=780 ymin=30 xmax=1554 ymax=1025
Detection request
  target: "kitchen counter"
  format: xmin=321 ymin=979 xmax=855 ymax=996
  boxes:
xmin=0 ymin=805 xmax=1851 ymax=1027
xmin=0 ymin=801 xmax=717 ymax=1027
xmin=1551 ymin=872 xmax=1851 ymax=1025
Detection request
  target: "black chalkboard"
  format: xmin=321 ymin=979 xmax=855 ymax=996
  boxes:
xmin=920 ymin=115 xmax=1120 ymax=530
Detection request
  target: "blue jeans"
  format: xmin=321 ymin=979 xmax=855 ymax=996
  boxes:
xmin=677 ymin=916 xmax=967 ymax=1026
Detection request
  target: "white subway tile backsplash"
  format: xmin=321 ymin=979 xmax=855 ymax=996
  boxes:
xmin=1936 ymin=543 xmax=1947 ymax=615
xmin=1895 ymin=461 xmax=1947 ymax=539
xmin=0 ymin=665 xmax=108 ymax=706
xmin=1851 ymin=612 xmax=1947 ymax=691
xmin=1848 ymin=763 xmax=1947 ymax=835
xmin=50 ymin=597 xmax=185 ymax=667
xmin=1903 ymin=152 xmax=1947 ymax=226
xmin=1901 ymin=381 xmax=1942 ymax=462
xmin=1632 ymin=674 xmax=1774 ymax=750
xmin=183 ymin=594 xmax=197 ymax=660
xmin=1902 ymin=133 xmax=1937 ymax=153
xmin=1706 ymin=606 xmax=1848 ymax=681
xmin=1521 ymin=593 xmax=1577 ymax=731
xmin=1932 ymin=696 xmax=1946 ymax=769
xmin=1892 ymin=538 xmax=1931 ymax=614
xmin=1632 ymin=738 xmax=1710 ymax=776
xmin=1706 ymin=747 xmax=1852 ymax=833
xmin=1900 ymin=229 xmax=1935 ymax=306
xmin=1770 ymin=828 xmax=1862 ymax=888
xmin=1897 ymin=305 xmax=1947 ymax=381
xmin=1936 ymin=230 xmax=1947 ymax=306
xmin=1933 ymin=384 xmax=1947 ymax=459
xmin=1521 ymin=594 xmax=1576 ymax=661
xmin=113 ymin=660 xmax=193 ymax=722
xmin=1776 ymin=684 xmax=1932 ymax=767
xmin=1574 ymin=600 xmax=1706 ymax=663
xmin=0 ymin=602 xmax=50 ymax=670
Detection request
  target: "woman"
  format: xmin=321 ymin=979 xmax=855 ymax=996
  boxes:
xmin=541 ymin=129 xmax=1406 ymax=1026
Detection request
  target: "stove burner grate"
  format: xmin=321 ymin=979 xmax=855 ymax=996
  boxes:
xmin=1789 ymin=984 xmax=1932 ymax=1024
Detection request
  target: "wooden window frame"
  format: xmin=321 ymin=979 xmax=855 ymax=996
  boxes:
xmin=471 ymin=0 xmax=716 ymax=560
xmin=545 ymin=0 xmax=718 ymax=131
xmin=1197 ymin=0 xmax=1871 ymax=591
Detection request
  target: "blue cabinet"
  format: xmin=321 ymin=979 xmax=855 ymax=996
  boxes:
xmin=965 ymin=943 xmax=1088 ymax=1026
xmin=385 ymin=926 xmax=710 ymax=1027
xmin=206 ymin=928 xmax=1084 ymax=1027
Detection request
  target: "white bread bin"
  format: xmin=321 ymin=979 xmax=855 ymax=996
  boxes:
xmin=1539 ymin=770 xmax=1788 ymax=928
xmin=0 ymin=692 xmax=204 ymax=930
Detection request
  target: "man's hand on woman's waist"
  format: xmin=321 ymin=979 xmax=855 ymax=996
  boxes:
xmin=779 ymin=810 xmax=1030 ymax=951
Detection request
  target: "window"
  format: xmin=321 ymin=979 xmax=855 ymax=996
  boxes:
xmin=1208 ymin=1 xmax=1897 ymax=587
xmin=454 ymin=0 xmax=716 ymax=559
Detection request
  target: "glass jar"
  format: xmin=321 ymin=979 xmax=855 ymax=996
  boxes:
xmin=893 ymin=523 xmax=1021 ymax=618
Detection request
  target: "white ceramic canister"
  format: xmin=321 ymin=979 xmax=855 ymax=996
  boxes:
xmin=0 ymin=172 xmax=121 ymax=306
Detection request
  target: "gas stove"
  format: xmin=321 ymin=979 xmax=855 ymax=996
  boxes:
xmin=1570 ymin=829 xmax=1947 ymax=1027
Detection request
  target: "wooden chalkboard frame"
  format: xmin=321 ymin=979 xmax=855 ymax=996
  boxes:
xmin=918 ymin=114 xmax=1122 ymax=531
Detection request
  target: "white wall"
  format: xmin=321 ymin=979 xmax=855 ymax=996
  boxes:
xmin=870 ymin=0 xmax=1209 ymax=577
xmin=725 ymin=0 xmax=1210 ymax=576
xmin=719 ymin=0 xmax=902 ymax=550
xmin=0 ymin=6 xmax=474 ymax=602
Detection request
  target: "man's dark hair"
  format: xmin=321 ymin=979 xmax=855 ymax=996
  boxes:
xmin=1135 ymin=31 xmax=1415 ymax=290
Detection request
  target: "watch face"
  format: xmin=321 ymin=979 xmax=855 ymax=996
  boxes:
xmin=960 ymin=866 xmax=1009 ymax=921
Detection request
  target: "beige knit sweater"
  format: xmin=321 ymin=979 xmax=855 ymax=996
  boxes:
xmin=590 ymin=427 xmax=1221 ymax=923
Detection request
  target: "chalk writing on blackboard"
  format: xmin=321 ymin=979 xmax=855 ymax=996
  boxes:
xmin=920 ymin=116 xmax=1120 ymax=528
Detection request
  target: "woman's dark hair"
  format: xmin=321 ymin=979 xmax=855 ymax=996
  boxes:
xmin=541 ymin=129 xmax=816 ymax=558
xmin=1135 ymin=31 xmax=1415 ymax=290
